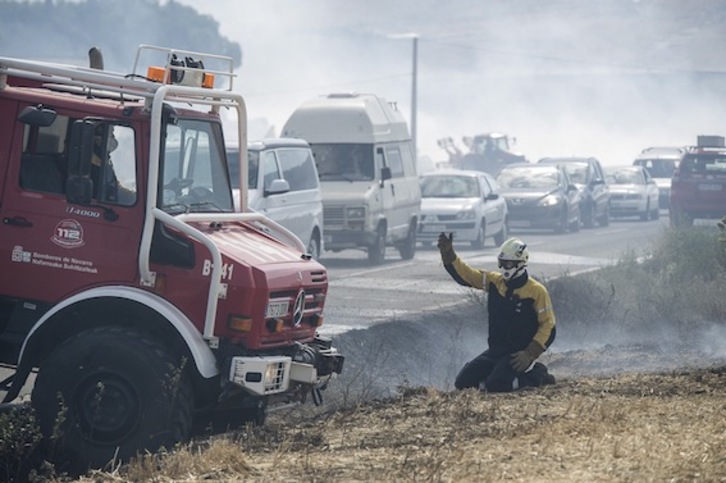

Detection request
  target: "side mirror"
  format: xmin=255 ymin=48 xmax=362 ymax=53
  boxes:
xmin=18 ymin=105 xmax=57 ymax=127
xmin=67 ymin=120 xmax=95 ymax=177
xmin=567 ymin=184 xmax=578 ymax=192
xmin=381 ymin=166 xmax=392 ymax=181
xmin=265 ymin=178 xmax=290 ymax=197
xmin=591 ymin=178 xmax=604 ymax=186
xmin=485 ymin=193 xmax=499 ymax=201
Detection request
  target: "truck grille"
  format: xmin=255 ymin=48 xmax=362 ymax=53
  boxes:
xmin=265 ymin=361 xmax=287 ymax=393
xmin=324 ymin=206 xmax=345 ymax=226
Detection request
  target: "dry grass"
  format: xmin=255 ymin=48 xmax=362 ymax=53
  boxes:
xmin=7 ymin=226 xmax=725 ymax=482
xmin=68 ymin=367 xmax=726 ymax=483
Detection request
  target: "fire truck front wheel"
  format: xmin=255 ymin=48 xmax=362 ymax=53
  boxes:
xmin=31 ymin=327 xmax=193 ymax=473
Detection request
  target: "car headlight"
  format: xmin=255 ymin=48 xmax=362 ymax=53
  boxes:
xmin=346 ymin=206 xmax=366 ymax=219
xmin=539 ymin=195 xmax=560 ymax=207
xmin=455 ymin=210 xmax=476 ymax=220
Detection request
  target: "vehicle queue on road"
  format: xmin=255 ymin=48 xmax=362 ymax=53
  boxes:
xmin=232 ymin=98 xmax=723 ymax=261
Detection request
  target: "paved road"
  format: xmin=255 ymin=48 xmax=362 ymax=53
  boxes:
xmin=317 ymin=214 xmax=674 ymax=336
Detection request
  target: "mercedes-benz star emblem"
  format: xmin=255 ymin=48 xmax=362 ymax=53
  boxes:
xmin=292 ymin=290 xmax=305 ymax=326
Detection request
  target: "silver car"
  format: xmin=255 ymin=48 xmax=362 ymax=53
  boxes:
xmin=606 ymin=165 xmax=660 ymax=221
xmin=632 ymin=146 xmax=684 ymax=210
xmin=418 ymin=170 xmax=508 ymax=248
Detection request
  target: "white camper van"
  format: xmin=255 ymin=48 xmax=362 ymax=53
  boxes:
xmin=282 ymin=93 xmax=421 ymax=264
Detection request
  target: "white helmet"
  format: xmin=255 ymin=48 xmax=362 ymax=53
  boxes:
xmin=497 ymin=237 xmax=528 ymax=280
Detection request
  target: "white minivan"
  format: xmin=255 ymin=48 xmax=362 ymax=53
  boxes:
xmin=227 ymin=138 xmax=324 ymax=259
xmin=282 ymin=93 xmax=421 ymax=264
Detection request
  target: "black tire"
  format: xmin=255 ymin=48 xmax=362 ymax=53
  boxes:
xmin=583 ymin=203 xmax=596 ymax=228
xmin=367 ymin=225 xmax=386 ymax=265
xmin=195 ymin=398 xmax=266 ymax=434
xmin=494 ymin=219 xmax=508 ymax=246
xmin=32 ymin=327 xmax=193 ymax=473
xmin=670 ymin=208 xmax=693 ymax=228
xmin=640 ymin=201 xmax=650 ymax=221
xmin=398 ymin=222 xmax=417 ymax=260
xmin=470 ymin=222 xmax=485 ymax=249
xmin=307 ymin=231 xmax=321 ymax=260
xmin=554 ymin=209 xmax=568 ymax=234
xmin=570 ymin=210 xmax=581 ymax=232
xmin=598 ymin=206 xmax=610 ymax=227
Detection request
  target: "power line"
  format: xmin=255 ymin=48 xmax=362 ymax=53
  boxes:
xmin=421 ymin=37 xmax=726 ymax=76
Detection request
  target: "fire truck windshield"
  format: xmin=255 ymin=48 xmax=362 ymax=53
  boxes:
xmin=160 ymin=118 xmax=234 ymax=214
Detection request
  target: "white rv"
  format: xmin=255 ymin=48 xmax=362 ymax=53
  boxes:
xmin=282 ymin=93 xmax=421 ymax=264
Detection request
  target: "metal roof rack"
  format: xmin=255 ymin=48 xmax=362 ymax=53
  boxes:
xmin=0 ymin=44 xmax=237 ymax=109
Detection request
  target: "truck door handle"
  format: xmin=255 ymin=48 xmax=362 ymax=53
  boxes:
xmin=390 ymin=184 xmax=395 ymax=196
xmin=3 ymin=216 xmax=33 ymax=227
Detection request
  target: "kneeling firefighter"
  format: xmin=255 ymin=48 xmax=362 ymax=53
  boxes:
xmin=437 ymin=233 xmax=556 ymax=392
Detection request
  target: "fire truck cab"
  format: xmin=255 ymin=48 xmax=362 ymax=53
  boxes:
xmin=0 ymin=45 xmax=343 ymax=471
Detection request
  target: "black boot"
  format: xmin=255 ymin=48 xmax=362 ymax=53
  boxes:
xmin=519 ymin=362 xmax=555 ymax=387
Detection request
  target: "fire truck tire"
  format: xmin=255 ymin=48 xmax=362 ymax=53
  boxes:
xmin=31 ymin=326 xmax=193 ymax=472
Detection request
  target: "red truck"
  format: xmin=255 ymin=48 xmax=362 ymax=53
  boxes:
xmin=0 ymin=45 xmax=343 ymax=470
xmin=670 ymin=135 xmax=726 ymax=227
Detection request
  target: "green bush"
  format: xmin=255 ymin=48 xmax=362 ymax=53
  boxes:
xmin=0 ymin=405 xmax=55 ymax=483
xmin=548 ymin=226 xmax=726 ymax=344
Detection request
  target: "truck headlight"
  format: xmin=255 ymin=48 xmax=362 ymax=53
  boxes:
xmin=346 ymin=206 xmax=366 ymax=219
xmin=230 ymin=356 xmax=291 ymax=395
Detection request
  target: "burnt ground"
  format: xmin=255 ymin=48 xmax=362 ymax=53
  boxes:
xmin=95 ymin=300 xmax=726 ymax=483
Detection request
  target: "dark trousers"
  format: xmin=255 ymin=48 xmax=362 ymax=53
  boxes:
xmin=455 ymin=349 xmax=552 ymax=392
xmin=455 ymin=349 xmax=517 ymax=392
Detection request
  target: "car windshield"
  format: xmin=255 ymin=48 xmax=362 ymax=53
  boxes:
xmin=497 ymin=166 xmax=559 ymax=190
xmin=420 ymin=175 xmax=480 ymax=198
xmin=634 ymin=159 xmax=677 ymax=178
xmin=160 ymin=119 xmax=234 ymax=214
xmin=312 ymin=143 xmax=374 ymax=181
xmin=606 ymin=168 xmax=643 ymax=185
xmin=561 ymin=162 xmax=588 ymax=184
xmin=679 ymin=154 xmax=726 ymax=174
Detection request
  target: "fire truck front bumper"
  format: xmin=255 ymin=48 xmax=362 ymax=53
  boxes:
xmin=228 ymin=340 xmax=344 ymax=397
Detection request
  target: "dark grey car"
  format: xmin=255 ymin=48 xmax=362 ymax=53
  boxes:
xmin=496 ymin=163 xmax=581 ymax=234
xmin=537 ymin=157 xmax=610 ymax=228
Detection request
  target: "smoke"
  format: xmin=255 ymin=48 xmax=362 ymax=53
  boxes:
xmin=180 ymin=0 xmax=726 ymax=165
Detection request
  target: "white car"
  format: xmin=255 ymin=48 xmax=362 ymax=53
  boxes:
xmin=418 ymin=169 xmax=508 ymax=248
xmin=227 ymin=138 xmax=324 ymax=259
xmin=605 ymin=165 xmax=660 ymax=221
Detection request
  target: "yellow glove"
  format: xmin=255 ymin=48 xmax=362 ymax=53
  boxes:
xmin=437 ymin=232 xmax=456 ymax=264
xmin=511 ymin=340 xmax=545 ymax=372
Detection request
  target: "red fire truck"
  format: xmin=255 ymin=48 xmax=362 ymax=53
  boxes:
xmin=0 ymin=45 xmax=343 ymax=470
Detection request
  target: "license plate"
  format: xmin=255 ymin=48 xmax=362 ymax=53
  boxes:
xmin=698 ymin=183 xmax=723 ymax=191
xmin=422 ymin=224 xmax=446 ymax=233
xmin=509 ymin=220 xmax=531 ymax=228
xmin=265 ymin=301 xmax=289 ymax=318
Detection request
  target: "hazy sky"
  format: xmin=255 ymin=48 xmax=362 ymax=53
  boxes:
xmin=175 ymin=0 xmax=726 ymax=170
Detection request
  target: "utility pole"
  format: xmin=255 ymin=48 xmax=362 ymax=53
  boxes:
xmin=388 ymin=33 xmax=419 ymax=163
xmin=411 ymin=35 xmax=418 ymax=163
